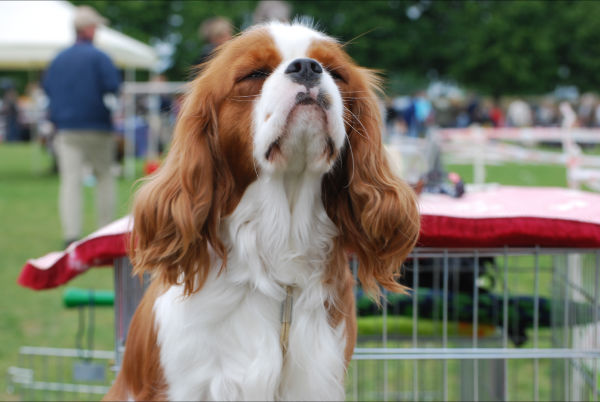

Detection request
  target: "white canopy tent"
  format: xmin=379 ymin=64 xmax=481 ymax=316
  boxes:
xmin=0 ymin=1 xmax=162 ymax=176
xmin=0 ymin=0 xmax=158 ymax=70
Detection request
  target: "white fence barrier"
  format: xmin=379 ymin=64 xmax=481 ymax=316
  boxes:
xmin=427 ymin=127 xmax=600 ymax=190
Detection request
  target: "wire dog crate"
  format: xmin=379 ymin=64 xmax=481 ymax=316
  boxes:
xmin=348 ymin=247 xmax=600 ymax=401
xmin=9 ymin=248 xmax=599 ymax=401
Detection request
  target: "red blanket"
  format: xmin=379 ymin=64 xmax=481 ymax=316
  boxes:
xmin=18 ymin=186 xmax=600 ymax=290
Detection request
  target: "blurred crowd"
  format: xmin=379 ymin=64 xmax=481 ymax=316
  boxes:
xmin=4 ymin=80 xmax=600 ymax=147
xmin=385 ymin=87 xmax=600 ymax=139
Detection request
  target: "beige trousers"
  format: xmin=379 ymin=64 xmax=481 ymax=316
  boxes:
xmin=55 ymin=131 xmax=116 ymax=241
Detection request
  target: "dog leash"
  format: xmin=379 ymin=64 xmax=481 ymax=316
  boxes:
xmin=280 ymin=285 xmax=294 ymax=355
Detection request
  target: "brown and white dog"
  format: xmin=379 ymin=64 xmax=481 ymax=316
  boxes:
xmin=105 ymin=21 xmax=419 ymax=401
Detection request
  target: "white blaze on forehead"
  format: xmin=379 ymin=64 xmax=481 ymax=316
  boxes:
xmin=252 ymin=22 xmax=347 ymax=175
xmin=267 ymin=22 xmax=334 ymax=61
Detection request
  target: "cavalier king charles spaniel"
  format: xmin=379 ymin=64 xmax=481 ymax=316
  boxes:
xmin=105 ymin=21 xmax=419 ymax=401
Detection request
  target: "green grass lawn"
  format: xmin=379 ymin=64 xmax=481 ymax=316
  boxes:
xmin=0 ymin=141 xmax=578 ymax=400
xmin=446 ymin=162 xmax=568 ymax=188
xmin=0 ymin=142 xmax=144 ymax=400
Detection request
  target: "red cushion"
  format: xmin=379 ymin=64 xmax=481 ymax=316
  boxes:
xmin=17 ymin=187 xmax=600 ymax=290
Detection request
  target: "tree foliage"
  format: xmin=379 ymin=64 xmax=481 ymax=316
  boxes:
xmin=73 ymin=0 xmax=600 ymax=96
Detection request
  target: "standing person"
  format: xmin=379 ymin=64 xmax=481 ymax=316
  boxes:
xmin=489 ymin=96 xmax=505 ymax=127
xmin=43 ymin=5 xmax=121 ymax=247
xmin=1 ymin=84 xmax=22 ymax=142
xmin=196 ymin=17 xmax=233 ymax=66
xmin=507 ymin=99 xmax=533 ymax=128
xmin=253 ymin=0 xmax=292 ymax=24
xmin=413 ymin=91 xmax=433 ymax=136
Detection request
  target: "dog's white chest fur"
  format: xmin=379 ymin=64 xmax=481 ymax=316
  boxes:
xmin=153 ymin=175 xmax=347 ymax=401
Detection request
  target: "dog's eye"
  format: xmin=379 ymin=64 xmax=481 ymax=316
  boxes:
xmin=239 ymin=69 xmax=271 ymax=81
xmin=325 ymin=67 xmax=346 ymax=83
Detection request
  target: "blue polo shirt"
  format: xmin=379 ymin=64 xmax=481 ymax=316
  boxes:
xmin=43 ymin=39 xmax=121 ymax=132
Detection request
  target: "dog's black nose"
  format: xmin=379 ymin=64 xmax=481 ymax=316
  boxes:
xmin=284 ymin=58 xmax=322 ymax=88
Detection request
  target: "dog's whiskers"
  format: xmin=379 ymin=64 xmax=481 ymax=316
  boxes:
xmin=343 ymin=105 xmax=370 ymax=143
xmin=345 ymin=133 xmax=356 ymax=189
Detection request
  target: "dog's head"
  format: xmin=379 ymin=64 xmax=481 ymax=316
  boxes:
xmin=131 ymin=22 xmax=420 ymax=297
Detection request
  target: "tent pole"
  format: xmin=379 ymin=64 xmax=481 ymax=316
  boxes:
xmin=124 ymin=68 xmax=136 ymax=179
xmin=147 ymin=72 xmax=160 ymax=161
xmin=28 ymin=68 xmax=42 ymax=174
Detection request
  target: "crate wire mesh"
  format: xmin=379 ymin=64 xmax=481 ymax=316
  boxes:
xmin=8 ymin=249 xmax=600 ymax=401
xmin=113 ymin=256 xmax=150 ymax=370
xmin=6 ymin=347 xmax=115 ymax=401
xmin=348 ymin=247 xmax=600 ymax=401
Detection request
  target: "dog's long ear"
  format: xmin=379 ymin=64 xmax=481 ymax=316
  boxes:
xmin=130 ymin=76 xmax=235 ymax=296
xmin=323 ymin=68 xmax=420 ymax=299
